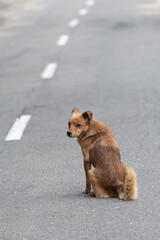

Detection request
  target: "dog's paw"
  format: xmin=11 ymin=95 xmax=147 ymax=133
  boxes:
xmin=90 ymin=191 xmax=96 ymax=197
xmin=82 ymin=185 xmax=91 ymax=194
xmin=82 ymin=190 xmax=90 ymax=194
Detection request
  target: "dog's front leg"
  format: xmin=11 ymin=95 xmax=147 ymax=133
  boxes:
xmin=83 ymin=160 xmax=91 ymax=193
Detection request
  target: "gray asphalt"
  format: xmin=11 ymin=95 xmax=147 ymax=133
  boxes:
xmin=0 ymin=0 xmax=160 ymax=239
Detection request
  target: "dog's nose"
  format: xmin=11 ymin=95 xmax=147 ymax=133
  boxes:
xmin=67 ymin=131 xmax=72 ymax=137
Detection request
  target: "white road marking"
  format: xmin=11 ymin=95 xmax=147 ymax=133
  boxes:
xmin=41 ymin=63 xmax=57 ymax=79
xmin=79 ymin=8 xmax=88 ymax=16
xmin=0 ymin=31 xmax=15 ymax=37
xmin=24 ymin=3 xmax=46 ymax=11
xmin=138 ymin=3 xmax=160 ymax=9
xmin=68 ymin=19 xmax=80 ymax=28
xmin=5 ymin=115 xmax=31 ymax=141
xmin=56 ymin=35 xmax=70 ymax=46
xmin=137 ymin=0 xmax=160 ymax=15
xmin=0 ymin=21 xmax=34 ymax=30
xmin=86 ymin=0 xmax=95 ymax=7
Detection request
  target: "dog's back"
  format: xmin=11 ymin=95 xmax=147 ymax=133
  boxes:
xmin=88 ymin=120 xmax=126 ymax=197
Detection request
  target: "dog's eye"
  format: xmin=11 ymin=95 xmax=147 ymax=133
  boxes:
xmin=68 ymin=122 xmax=71 ymax=127
xmin=76 ymin=124 xmax=81 ymax=128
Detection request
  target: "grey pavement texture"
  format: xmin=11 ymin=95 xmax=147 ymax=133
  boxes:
xmin=0 ymin=0 xmax=18 ymax=13
xmin=0 ymin=0 xmax=160 ymax=239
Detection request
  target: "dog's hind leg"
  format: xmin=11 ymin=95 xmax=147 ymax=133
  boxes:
xmin=88 ymin=168 xmax=109 ymax=198
xmin=90 ymin=191 xmax=96 ymax=197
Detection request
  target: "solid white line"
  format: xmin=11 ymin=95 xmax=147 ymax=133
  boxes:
xmin=68 ymin=19 xmax=80 ymax=28
xmin=56 ymin=35 xmax=70 ymax=46
xmin=86 ymin=0 xmax=95 ymax=7
xmin=5 ymin=115 xmax=31 ymax=141
xmin=41 ymin=63 xmax=57 ymax=79
xmin=79 ymin=8 xmax=88 ymax=16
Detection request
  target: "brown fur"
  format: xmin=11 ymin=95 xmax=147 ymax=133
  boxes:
xmin=67 ymin=108 xmax=137 ymax=200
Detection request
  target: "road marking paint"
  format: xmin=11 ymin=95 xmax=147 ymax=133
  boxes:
xmin=56 ymin=35 xmax=70 ymax=46
xmin=0 ymin=21 xmax=34 ymax=30
xmin=68 ymin=19 xmax=80 ymax=28
xmin=5 ymin=115 xmax=31 ymax=141
xmin=41 ymin=63 xmax=57 ymax=79
xmin=86 ymin=0 xmax=95 ymax=7
xmin=138 ymin=0 xmax=160 ymax=9
xmin=0 ymin=31 xmax=15 ymax=37
xmin=79 ymin=8 xmax=88 ymax=16
xmin=138 ymin=3 xmax=160 ymax=9
xmin=24 ymin=3 xmax=46 ymax=11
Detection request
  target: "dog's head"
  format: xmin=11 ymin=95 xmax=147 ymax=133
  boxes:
xmin=67 ymin=108 xmax=93 ymax=138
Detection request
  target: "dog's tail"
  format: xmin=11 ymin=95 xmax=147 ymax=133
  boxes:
xmin=119 ymin=166 xmax=138 ymax=200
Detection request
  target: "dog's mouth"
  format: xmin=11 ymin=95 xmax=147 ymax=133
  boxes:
xmin=66 ymin=131 xmax=76 ymax=138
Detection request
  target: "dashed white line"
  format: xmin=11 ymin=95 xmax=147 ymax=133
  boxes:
xmin=41 ymin=63 xmax=57 ymax=79
xmin=68 ymin=19 xmax=80 ymax=28
xmin=5 ymin=115 xmax=31 ymax=141
xmin=56 ymin=35 xmax=70 ymax=46
xmin=86 ymin=0 xmax=95 ymax=7
xmin=79 ymin=8 xmax=88 ymax=16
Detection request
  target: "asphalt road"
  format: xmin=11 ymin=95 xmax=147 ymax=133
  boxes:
xmin=0 ymin=0 xmax=160 ymax=239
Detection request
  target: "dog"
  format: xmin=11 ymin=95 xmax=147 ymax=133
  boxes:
xmin=67 ymin=108 xmax=137 ymax=200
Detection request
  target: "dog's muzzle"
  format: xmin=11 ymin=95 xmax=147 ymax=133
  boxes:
xmin=67 ymin=131 xmax=72 ymax=137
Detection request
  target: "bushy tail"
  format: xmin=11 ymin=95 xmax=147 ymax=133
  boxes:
xmin=119 ymin=166 xmax=138 ymax=200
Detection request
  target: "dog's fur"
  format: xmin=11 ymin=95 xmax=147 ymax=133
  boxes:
xmin=67 ymin=108 xmax=137 ymax=200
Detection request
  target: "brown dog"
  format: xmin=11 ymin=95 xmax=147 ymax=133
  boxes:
xmin=67 ymin=108 xmax=137 ymax=200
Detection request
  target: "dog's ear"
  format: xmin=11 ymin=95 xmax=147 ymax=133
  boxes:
xmin=72 ymin=108 xmax=80 ymax=114
xmin=82 ymin=111 xmax=93 ymax=121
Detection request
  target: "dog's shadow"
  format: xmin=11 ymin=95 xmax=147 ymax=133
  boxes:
xmin=60 ymin=190 xmax=120 ymax=203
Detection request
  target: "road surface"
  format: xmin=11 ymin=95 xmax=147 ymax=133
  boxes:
xmin=0 ymin=0 xmax=160 ymax=239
